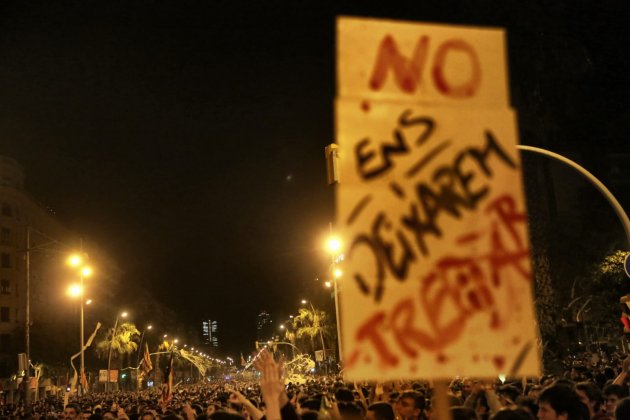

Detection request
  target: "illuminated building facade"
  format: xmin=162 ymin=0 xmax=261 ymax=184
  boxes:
xmin=0 ymin=155 xmax=121 ymax=376
xmin=256 ymin=310 xmax=273 ymax=342
xmin=202 ymin=319 xmax=218 ymax=347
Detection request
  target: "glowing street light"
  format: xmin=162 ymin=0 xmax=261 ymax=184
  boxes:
xmin=326 ymin=227 xmax=343 ymax=363
xmin=66 ymin=252 xmax=95 ymax=395
xmin=86 ymin=299 xmax=93 ymax=305
xmin=68 ymin=254 xmax=83 ymax=267
xmin=324 ymin=281 xmax=332 ymax=288
xmin=67 ymin=283 xmax=83 ymax=298
xmin=326 ymin=236 xmax=342 ymax=254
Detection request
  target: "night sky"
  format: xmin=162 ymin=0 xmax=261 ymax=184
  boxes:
xmin=2 ymin=1 xmax=630 ymax=356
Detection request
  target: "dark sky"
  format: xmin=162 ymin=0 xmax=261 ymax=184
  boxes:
xmin=2 ymin=1 xmax=630 ymax=356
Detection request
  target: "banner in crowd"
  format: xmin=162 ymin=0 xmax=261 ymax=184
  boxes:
xmin=98 ymin=369 xmax=118 ymax=383
xmin=335 ymin=16 xmax=540 ymax=381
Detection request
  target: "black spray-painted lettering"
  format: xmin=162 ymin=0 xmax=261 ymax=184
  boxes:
xmin=349 ymin=127 xmax=519 ymax=302
xmin=355 ymin=111 xmax=435 ymax=180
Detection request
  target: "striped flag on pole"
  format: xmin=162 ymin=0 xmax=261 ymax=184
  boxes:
xmin=141 ymin=343 xmax=153 ymax=375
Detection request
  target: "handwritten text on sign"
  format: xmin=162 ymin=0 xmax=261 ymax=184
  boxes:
xmin=336 ymin=100 xmax=539 ymax=380
xmin=337 ymin=17 xmax=508 ymax=107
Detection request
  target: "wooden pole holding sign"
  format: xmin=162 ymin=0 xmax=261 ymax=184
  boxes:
xmin=334 ymin=15 xmax=540 ymax=390
xmin=433 ymin=380 xmax=451 ymax=420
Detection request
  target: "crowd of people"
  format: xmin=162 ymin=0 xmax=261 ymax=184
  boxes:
xmin=2 ymin=349 xmax=630 ymax=420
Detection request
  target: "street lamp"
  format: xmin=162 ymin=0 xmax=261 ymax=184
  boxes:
xmin=326 ymin=228 xmax=344 ymax=363
xmin=67 ymin=254 xmax=93 ymax=396
xmin=106 ymin=311 xmax=128 ymax=393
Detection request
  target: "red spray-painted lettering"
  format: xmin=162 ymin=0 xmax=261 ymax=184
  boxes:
xmin=346 ymin=194 xmax=530 ymax=369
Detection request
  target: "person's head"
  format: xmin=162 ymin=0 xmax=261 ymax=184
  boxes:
xmin=603 ymin=384 xmax=629 ymax=414
xmin=515 ymin=396 xmax=537 ymax=418
xmin=299 ymin=399 xmax=322 ymax=414
xmin=209 ymin=412 xmax=245 ymax=420
xmin=335 ymin=387 xmax=354 ymax=403
xmin=461 ymin=379 xmax=475 ymax=399
xmin=497 ymin=385 xmax=521 ymax=407
xmin=64 ymin=404 xmax=81 ymax=420
xmin=574 ymin=382 xmax=602 ymax=416
xmin=140 ymin=411 xmax=157 ymax=420
xmin=81 ymin=406 xmax=92 ymax=420
xmin=490 ymin=407 xmax=534 ymax=419
xmin=367 ymin=402 xmax=395 ymax=420
xmin=614 ymin=396 xmax=630 ymax=419
xmin=395 ymin=391 xmax=425 ymax=420
xmin=537 ymin=384 xmax=589 ymax=420
xmin=450 ymin=406 xmax=478 ymax=420
xmin=337 ymin=401 xmax=363 ymax=420
xmin=527 ymin=385 xmax=542 ymax=401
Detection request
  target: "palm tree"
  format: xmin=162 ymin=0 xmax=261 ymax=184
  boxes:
xmin=284 ymin=328 xmax=299 ymax=358
xmin=292 ymin=307 xmax=332 ymax=360
xmin=96 ymin=322 xmax=140 ymax=380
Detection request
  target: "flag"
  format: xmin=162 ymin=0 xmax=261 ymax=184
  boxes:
xmin=141 ymin=344 xmax=153 ymax=375
xmin=162 ymin=352 xmax=174 ymax=403
xmin=240 ymin=352 xmax=246 ymax=367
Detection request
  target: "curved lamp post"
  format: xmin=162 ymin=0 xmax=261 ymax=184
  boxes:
xmin=517 ymin=145 xmax=630 ymax=254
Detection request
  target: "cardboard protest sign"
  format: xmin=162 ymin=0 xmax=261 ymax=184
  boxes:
xmin=335 ymin=17 xmax=540 ymax=381
xmin=337 ymin=17 xmax=509 ymax=107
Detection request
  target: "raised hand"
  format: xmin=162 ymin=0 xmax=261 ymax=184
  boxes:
xmin=254 ymin=349 xmax=284 ymax=420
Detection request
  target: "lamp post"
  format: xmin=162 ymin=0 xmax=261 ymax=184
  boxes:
xmin=326 ymin=229 xmax=344 ymax=363
xmin=136 ymin=325 xmax=153 ymax=366
xmin=517 ymin=145 xmax=630 ymax=249
xmin=106 ymin=311 xmax=128 ymax=393
xmin=67 ymin=254 xmax=92 ymax=395
xmin=23 ymin=227 xmax=71 ymax=406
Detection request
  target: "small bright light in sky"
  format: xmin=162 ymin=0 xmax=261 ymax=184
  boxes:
xmin=285 ymin=174 xmax=293 ymax=181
